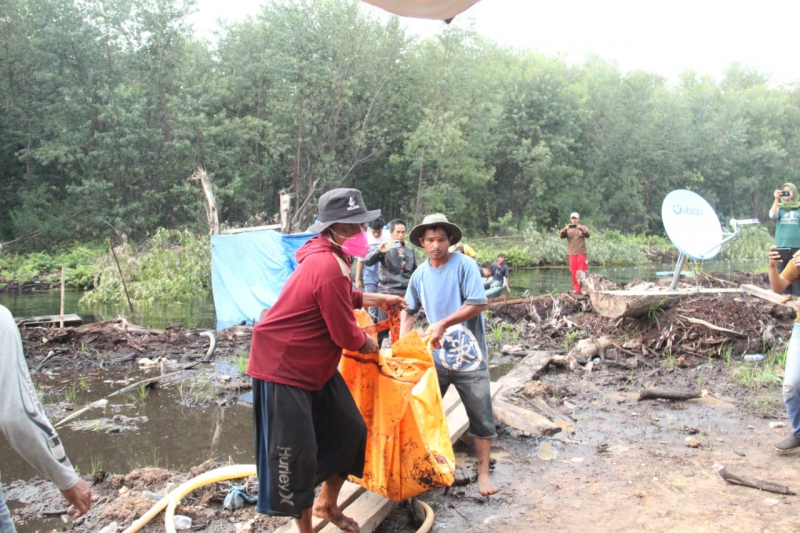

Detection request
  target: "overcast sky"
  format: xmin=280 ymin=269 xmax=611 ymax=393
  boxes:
xmin=189 ymin=0 xmax=800 ymax=86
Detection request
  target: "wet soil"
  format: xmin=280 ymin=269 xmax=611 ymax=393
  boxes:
xmin=377 ymin=358 xmax=797 ymax=532
xmin=4 ymin=272 xmax=800 ymax=532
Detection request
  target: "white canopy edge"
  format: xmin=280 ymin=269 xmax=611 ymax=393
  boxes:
xmin=361 ymin=0 xmax=480 ymax=20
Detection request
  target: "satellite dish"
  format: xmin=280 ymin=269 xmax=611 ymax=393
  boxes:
xmin=661 ymin=190 xmax=723 ymax=261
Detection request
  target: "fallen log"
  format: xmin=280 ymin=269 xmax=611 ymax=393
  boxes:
xmin=579 ymin=271 xmax=740 ymax=319
xmin=717 ymin=465 xmax=796 ymax=495
xmin=637 ymin=389 xmax=702 ymax=402
xmin=488 ymin=296 xmax=537 ymax=308
xmin=492 ymin=399 xmax=561 ymax=436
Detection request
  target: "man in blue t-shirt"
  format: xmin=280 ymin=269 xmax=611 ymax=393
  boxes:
xmin=400 ymin=213 xmax=498 ymax=497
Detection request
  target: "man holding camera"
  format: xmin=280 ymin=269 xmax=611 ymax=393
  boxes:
xmin=364 ymin=219 xmax=417 ymax=344
xmin=770 ymin=184 xmax=800 ymax=298
xmin=560 ymin=212 xmax=590 ymax=293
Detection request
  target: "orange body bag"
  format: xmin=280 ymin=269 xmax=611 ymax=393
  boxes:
xmin=338 ymin=310 xmax=455 ymax=501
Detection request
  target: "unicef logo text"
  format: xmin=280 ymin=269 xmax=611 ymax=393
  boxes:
xmin=672 ymin=204 xmax=704 ymax=216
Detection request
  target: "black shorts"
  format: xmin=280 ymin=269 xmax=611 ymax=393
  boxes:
xmin=252 ymin=371 xmax=367 ymax=518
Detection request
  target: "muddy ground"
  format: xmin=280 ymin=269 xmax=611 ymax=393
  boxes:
xmin=5 ymin=271 xmax=800 ymax=532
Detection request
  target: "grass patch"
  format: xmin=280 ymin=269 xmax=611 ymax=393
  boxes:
xmin=233 ymin=352 xmax=249 ymax=375
xmin=563 ymin=330 xmax=583 ymax=353
xmin=177 ymin=375 xmax=217 ymax=405
xmin=64 ymin=382 xmax=80 ymax=404
xmin=731 ymin=345 xmax=786 ymax=390
xmin=488 ymin=321 xmax=523 ymax=345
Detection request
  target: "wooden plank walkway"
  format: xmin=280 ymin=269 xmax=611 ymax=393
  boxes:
xmin=15 ymin=313 xmax=81 ymax=327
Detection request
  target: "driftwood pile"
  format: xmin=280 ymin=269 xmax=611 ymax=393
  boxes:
xmin=18 ymin=318 xmax=250 ymax=370
xmin=488 ymin=273 xmax=792 ymax=369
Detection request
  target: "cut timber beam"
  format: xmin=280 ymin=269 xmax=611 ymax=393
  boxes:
xmin=494 ymin=351 xmax=553 ymax=398
xmin=492 ymin=399 xmax=561 ymax=436
xmin=740 ymin=284 xmax=796 ymax=309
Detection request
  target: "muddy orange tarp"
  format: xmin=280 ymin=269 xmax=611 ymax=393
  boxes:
xmin=339 ymin=310 xmax=455 ymax=501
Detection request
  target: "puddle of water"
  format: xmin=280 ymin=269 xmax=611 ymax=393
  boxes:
xmin=537 ymin=442 xmax=557 ymax=461
xmin=692 ymin=395 xmax=736 ymax=409
xmin=489 ymin=360 xmax=517 ymax=381
xmin=553 ymin=419 xmax=575 ymax=433
xmin=0 ymin=369 xmax=255 ymax=489
xmin=215 ymin=361 xmax=240 ymax=376
xmin=6 ymin=499 xmax=72 ymax=533
xmin=605 ymin=392 xmax=639 ymax=402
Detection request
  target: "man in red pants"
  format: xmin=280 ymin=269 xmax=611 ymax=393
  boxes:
xmin=559 ymin=212 xmax=590 ymax=293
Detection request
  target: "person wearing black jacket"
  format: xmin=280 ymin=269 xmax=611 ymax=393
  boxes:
xmin=364 ymin=219 xmax=417 ymax=344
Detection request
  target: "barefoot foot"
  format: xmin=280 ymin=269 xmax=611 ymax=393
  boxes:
xmin=312 ymin=505 xmax=360 ymax=533
xmin=477 ymin=472 xmax=498 ymax=497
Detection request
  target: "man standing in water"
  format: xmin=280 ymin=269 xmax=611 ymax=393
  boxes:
xmin=0 ymin=305 xmax=92 ymax=532
xmin=248 ymin=188 xmax=406 ymax=533
xmin=400 ymin=213 xmax=498 ymax=497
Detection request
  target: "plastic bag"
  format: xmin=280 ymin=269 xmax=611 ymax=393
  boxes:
xmin=338 ymin=310 xmax=455 ymax=501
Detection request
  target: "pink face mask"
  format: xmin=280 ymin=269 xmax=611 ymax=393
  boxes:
xmin=340 ymin=231 xmax=370 ymax=258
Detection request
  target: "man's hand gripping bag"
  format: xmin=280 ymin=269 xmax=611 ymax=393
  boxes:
xmin=338 ymin=310 xmax=455 ymax=500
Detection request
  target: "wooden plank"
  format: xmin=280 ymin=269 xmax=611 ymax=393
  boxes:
xmin=16 ymin=314 xmax=81 ymax=328
xmin=276 ymin=482 xmax=366 ymax=533
xmin=741 ymin=283 xmax=796 ymax=308
xmin=595 ymin=288 xmax=739 ymax=297
xmin=492 ymin=399 xmax=561 ymax=436
xmin=318 ymin=492 xmax=395 ymax=533
xmin=493 ymin=351 xmax=553 ymax=399
xmin=219 ymin=224 xmax=281 ymax=235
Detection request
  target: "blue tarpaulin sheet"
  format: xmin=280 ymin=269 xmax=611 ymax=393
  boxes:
xmin=211 ymin=230 xmax=314 ymax=330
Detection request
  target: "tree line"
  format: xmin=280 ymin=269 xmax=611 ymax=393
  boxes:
xmin=1 ymin=0 xmax=797 ymax=253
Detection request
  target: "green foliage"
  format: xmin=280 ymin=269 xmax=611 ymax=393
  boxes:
xmin=646 ymin=300 xmax=666 ymax=321
xmin=0 ymin=0 xmax=798 ymax=253
xmin=82 ymin=229 xmax=210 ymax=305
xmin=732 ymin=345 xmax=786 ymax=390
xmin=719 ymin=225 xmax=773 ymax=260
xmin=473 ymin=226 xmax=662 ymax=267
xmin=0 ymin=246 xmax=104 ymax=288
xmin=487 ymin=322 xmax=522 ymax=345
xmin=234 ymin=353 xmax=250 ymax=375
xmin=563 ymin=330 xmax=583 ymax=353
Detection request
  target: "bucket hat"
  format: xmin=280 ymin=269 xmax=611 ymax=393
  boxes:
xmin=408 ymin=213 xmax=462 ymax=248
xmin=570 ymin=212 xmax=580 ymax=219
xmin=307 ymin=188 xmax=381 ymax=233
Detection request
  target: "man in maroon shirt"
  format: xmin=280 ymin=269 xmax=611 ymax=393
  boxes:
xmin=248 ymin=188 xmax=406 ymax=533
